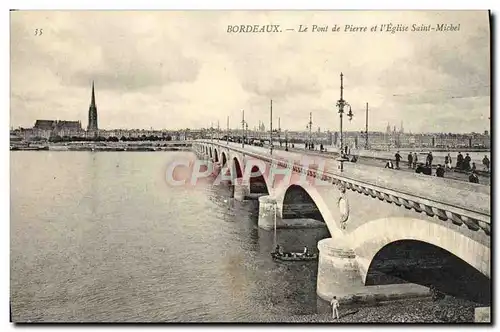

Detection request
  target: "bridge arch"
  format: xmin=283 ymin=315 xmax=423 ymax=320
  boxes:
xmin=231 ymin=156 xmax=244 ymax=180
xmin=281 ymin=185 xmax=324 ymax=221
xmin=276 ymin=183 xmax=341 ymax=234
xmin=249 ymin=164 xmax=270 ymax=195
xmin=350 ymin=217 xmax=490 ymax=285
xmin=221 ymin=151 xmax=228 ymax=167
xmin=364 ymin=238 xmax=491 ymax=304
xmin=214 ymin=148 xmax=219 ymax=162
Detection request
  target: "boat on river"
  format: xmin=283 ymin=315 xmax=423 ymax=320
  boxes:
xmin=269 ymin=199 xmax=318 ymax=262
xmin=271 ymin=252 xmax=318 ymax=261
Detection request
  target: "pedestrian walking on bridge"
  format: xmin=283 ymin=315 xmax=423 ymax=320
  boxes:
xmin=407 ymin=152 xmax=413 ymax=168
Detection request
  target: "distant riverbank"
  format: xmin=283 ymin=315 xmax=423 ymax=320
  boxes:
xmin=10 ymin=140 xmax=192 ymax=152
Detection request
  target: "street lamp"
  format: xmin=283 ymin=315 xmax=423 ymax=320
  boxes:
xmin=306 ymin=112 xmax=313 ymax=150
xmin=241 ymin=109 xmax=247 ymax=148
xmin=336 ymin=73 xmax=354 ymax=172
xmin=270 ymin=99 xmax=273 ymax=155
xmin=226 ymin=116 xmax=229 ymax=145
xmin=278 ymin=117 xmax=282 ymax=147
xmin=245 ymin=123 xmax=248 ymax=145
xmin=285 ymin=129 xmax=289 ymax=151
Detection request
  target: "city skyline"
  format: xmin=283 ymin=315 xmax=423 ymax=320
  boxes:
xmin=11 ymin=11 xmax=490 ymax=133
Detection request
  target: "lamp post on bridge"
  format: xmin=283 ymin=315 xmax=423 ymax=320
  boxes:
xmin=336 ymin=72 xmax=354 ymax=172
xmin=241 ymin=109 xmax=247 ymax=148
xmin=285 ymin=129 xmax=288 ymax=151
xmin=306 ymin=112 xmax=313 ymax=150
xmin=278 ymin=117 xmax=281 ymax=148
xmin=269 ymin=99 xmax=273 ymax=155
xmin=364 ymin=102 xmax=369 ymax=149
xmin=226 ymin=116 xmax=229 ymax=145
xmin=245 ymin=123 xmax=248 ymax=145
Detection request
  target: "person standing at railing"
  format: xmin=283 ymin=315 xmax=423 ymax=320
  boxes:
xmin=445 ymin=153 xmax=452 ymax=171
xmin=456 ymin=152 xmax=464 ymax=170
xmin=426 ymin=151 xmax=433 ymax=168
xmin=394 ymin=151 xmax=401 ymax=169
xmin=463 ymin=153 xmax=472 ymax=171
xmin=483 ymin=155 xmax=490 ymax=172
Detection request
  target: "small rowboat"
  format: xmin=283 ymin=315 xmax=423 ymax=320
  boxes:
xmin=271 ymin=252 xmax=318 ymax=261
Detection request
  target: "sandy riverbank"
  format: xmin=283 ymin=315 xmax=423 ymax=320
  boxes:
xmin=254 ymin=295 xmax=482 ymax=323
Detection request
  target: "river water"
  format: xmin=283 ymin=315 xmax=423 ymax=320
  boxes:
xmin=10 ymin=151 xmax=330 ymax=322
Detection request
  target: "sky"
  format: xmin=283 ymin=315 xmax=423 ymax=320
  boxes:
xmin=10 ymin=10 xmax=490 ymax=133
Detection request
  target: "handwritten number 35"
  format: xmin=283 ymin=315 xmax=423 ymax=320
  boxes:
xmin=34 ymin=29 xmax=43 ymax=36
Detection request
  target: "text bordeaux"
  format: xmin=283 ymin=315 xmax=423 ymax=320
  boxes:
xmin=227 ymin=25 xmax=281 ymax=33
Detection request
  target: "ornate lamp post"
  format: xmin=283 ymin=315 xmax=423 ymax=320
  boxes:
xmin=241 ymin=109 xmax=247 ymax=148
xmin=245 ymin=123 xmax=248 ymax=145
xmin=336 ymin=73 xmax=354 ymax=172
xmin=226 ymin=116 xmax=229 ymax=145
xmin=278 ymin=117 xmax=282 ymax=147
xmin=285 ymin=129 xmax=289 ymax=151
xmin=270 ymin=99 xmax=273 ymax=155
xmin=364 ymin=102 xmax=369 ymax=149
xmin=306 ymin=112 xmax=313 ymax=150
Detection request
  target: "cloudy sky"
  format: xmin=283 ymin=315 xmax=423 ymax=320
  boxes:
xmin=10 ymin=10 xmax=490 ymax=133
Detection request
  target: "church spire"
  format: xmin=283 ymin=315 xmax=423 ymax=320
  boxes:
xmin=90 ymin=80 xmax=96 ymax=107
xmin=87 ymin=80 xmax=98 ymax=132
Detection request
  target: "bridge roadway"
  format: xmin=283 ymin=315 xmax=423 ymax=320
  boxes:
xmin=274 ymin=144 xmax=491 ymax=185
xmin=205 ymin=140 xmax=490 ymax=224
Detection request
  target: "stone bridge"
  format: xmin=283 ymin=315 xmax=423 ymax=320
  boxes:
xmin=192 ymin=140 xmax=491 ymax=304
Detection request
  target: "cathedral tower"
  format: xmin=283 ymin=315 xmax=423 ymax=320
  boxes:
xmin=87 ymin=81 xmax=98 ymax=132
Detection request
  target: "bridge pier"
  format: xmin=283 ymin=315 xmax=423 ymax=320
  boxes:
xmin=212 ymin=161 xmax=221 ymax=176
xmin=317 ymin=237 xmax=434 ymax=305
xmin=257 ymin=195 xmax=284 ymax=230
xmin=234 ymin=182 xmax=250 ymax=201
xmin=317 ymin=237 xmax=363 ymax=301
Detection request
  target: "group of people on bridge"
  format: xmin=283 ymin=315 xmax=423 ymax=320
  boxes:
xmin=385 ymin=151 xmax=490 ymax=184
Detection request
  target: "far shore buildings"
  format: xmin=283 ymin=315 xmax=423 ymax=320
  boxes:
xmin=32 ymin=119 xmax=84 ymax=139
xmin=10 ymin=82 xmax=489 ymax=147
xmin=11 ymin=81 xmax=196 ymax=141
xmin=14 ymin=82 xmax=97 ymax=140
xmin=225 ymin=124 xmax=490 ymax=150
